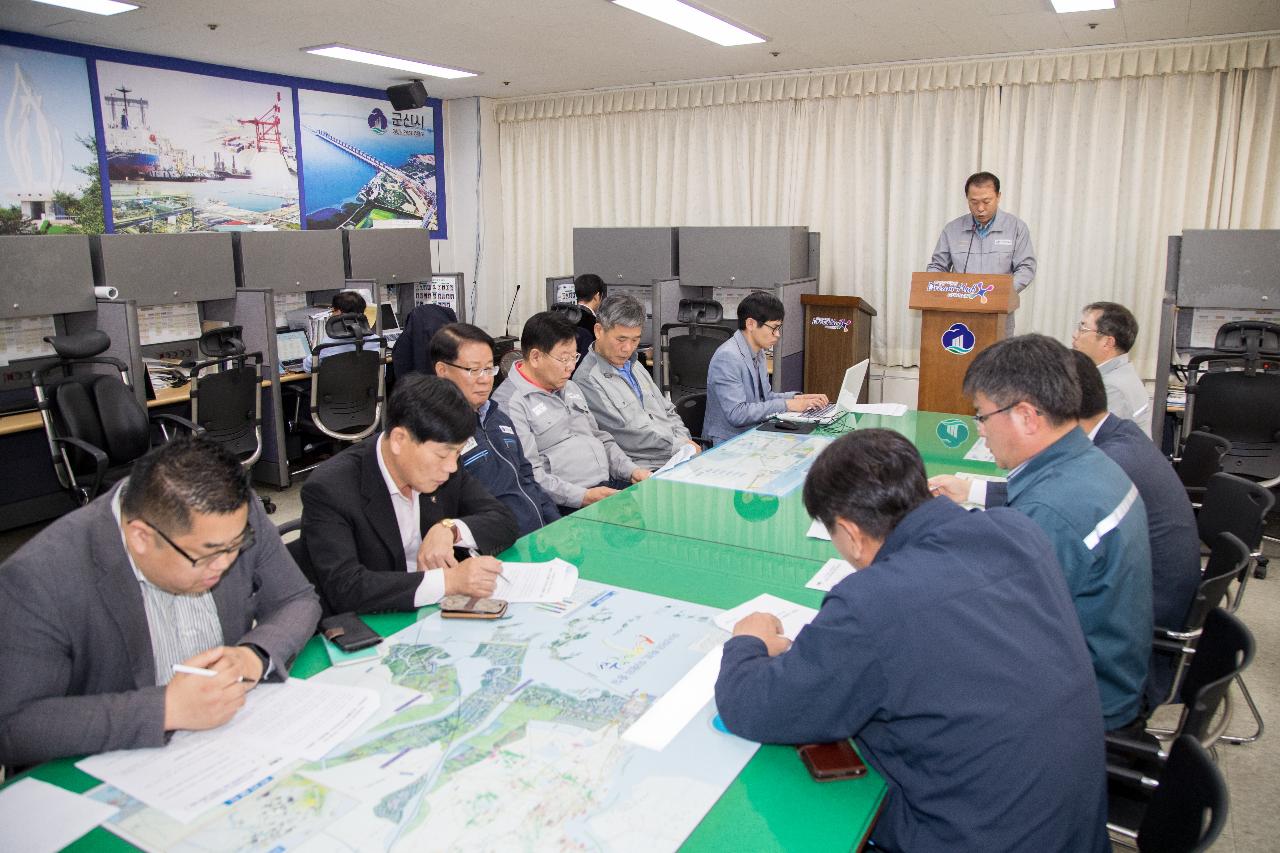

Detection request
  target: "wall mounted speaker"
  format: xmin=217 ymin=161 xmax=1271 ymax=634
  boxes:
xmin=386 ymin=80 xmax=429 ymax=111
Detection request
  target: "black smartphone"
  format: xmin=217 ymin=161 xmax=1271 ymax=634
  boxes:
xmin=320 ymin=612 xmax=383 ymax=652
xmin=797 ymin=740 xmax=868 ymax=781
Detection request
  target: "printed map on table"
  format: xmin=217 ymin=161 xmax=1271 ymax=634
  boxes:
xmin=88 ymin=581 xmax=756 ymax=852
xmin=656 ymin=430 xmax=833 ymax=496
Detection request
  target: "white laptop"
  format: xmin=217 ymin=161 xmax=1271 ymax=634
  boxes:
xmin=775 ymin=359 xmax=869 ymax=424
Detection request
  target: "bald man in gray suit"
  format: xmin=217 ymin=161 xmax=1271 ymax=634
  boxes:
xmin=0 ymin=437 xmax=319 ymax=768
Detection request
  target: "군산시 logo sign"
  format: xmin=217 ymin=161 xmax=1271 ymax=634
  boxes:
xmin=367 ymin=108 xmax=388 ymax=134
xmin=942 ymin=323 xmax=975 ymax=355
xmin=936 ymin=418 xmax=970 ymax=448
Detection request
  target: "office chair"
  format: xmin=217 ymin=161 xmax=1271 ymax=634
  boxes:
xmin=674 ymin=392 xmax=708 ymax=446
xmin=31 ymin=330 xmax=202 ymax=506
xmin=190 ymin=326 xmax=272 ymax=514
xmin=1105 ymin=734 xmax=1228 ymax=852
xmin=1173 ymin=430 xmax=1231 ymax=507
xmin=301 ymin=313 xmax=387 ymax=443
xmin=1194 ymin=473 xmax=1273 ymax=744
xmin=660 ymin=299 xmax=732 ymax=401
xmin=1184 ymin=320 xmax=1280 ymax=484
xmin=1145 ymin=533 xmax=1246 ymax=713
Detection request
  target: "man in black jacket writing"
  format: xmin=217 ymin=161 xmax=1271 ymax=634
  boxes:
xmin=300 ymin=375 xmax=518 ymax=614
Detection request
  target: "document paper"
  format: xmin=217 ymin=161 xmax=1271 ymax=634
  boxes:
xmin=495 ymin=558 xmax=578 ymax=603
xmin=713 ymin=594 xmax=819 ymax=641
xmin=0 ymin=778 xmax=119 ymax=853
xmin=77 ymin=680 xmax=378 ymax=823
xmin=623 ymin=646 xmax=723 ymax=752
xmin=806 ymin=558 xmax=858 ymax=592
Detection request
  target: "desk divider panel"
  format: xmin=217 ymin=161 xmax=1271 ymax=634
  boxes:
xmin=0 ymin=235 xmax=97 ymax=320
xmin=234 ymin=231 xmax=346 ymax=295
xmin=94 ymin=233 xmax=237 ymax=307
xmin=344 ymin=228 xmax=433 ymax=287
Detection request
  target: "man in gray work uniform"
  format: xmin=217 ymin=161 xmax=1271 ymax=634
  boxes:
xmin=927 ymin=171 xmax=1036 ymax=333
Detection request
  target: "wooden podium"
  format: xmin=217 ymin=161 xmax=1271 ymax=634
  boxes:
xmin=909 ymin=272 xmax=1017 ymax=415
xmin=802 ymin=295 xmax=877 ymax=403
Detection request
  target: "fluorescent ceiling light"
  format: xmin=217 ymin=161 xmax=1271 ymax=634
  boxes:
xmin=305 ymin=45 xmax=476 ymax=79
xmin=611 ymin=0 xmax=765 ymax=46
xmin=1050 ymin=0 xmax=1116 ymax=12
xmin=32 ymin=0 xmax=138 ymax=14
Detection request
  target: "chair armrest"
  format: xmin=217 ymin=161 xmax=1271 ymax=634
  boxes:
xmin=1105 ymin=732 xmax=1167 ymax=761
xmin=1106 ymin=762 xmax=1159 ymax=789
xmin=150 ymin=412 xmax=206 ymax=436
xmin=276 ymin=518 xmax=301 ymax=538
xmin=1151 ymin=636 xmax=1193 ymax=655
xmin=50 ymin=435 xmax=108 ymax=501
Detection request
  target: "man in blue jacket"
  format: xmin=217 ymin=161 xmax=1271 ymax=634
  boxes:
xmin=932 ymin=350 xmax=1198 ymax=710
xmin=957 ymin=334 xmax=1153 ymax=732
xmin=430 ymin=323 xmax=559 ymax=537
xmin=715 ymin=429 xmax=1108 ymax=852
xmin=703 ymin=291 xmax=827 ymax=445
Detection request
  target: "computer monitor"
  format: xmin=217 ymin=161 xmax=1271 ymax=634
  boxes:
xmin=379 ymin=302 xmax=400 ymax=332
xmin=276 ymin=329 xmax=311 ymax=370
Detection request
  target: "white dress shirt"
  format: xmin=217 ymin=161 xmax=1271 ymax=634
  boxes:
xmin=374 ymin=437 xmax=477 ymax=607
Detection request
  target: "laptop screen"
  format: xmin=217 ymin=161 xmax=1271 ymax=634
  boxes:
xmin=276 ymin=329 xmax=310 ymax=364
xmin=379 ymin=302 xmax=400 ymax=332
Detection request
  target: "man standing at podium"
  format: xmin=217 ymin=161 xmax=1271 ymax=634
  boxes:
xmin=927 ymin=172 xmax=1036 ymax=332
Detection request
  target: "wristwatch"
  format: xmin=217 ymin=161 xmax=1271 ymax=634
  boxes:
xmin=440 ymin=518 xmax=461 ymax=543
xmin=239 ymin=643 xmax=270 ymax=680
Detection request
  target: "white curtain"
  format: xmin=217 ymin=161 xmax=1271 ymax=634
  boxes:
xmin=496 ymin=36 xmax=1280 ymax=375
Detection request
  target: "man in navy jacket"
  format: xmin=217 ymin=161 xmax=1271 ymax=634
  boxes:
xmin=933 ymin=350 xmax=1198 ymax=710
xmin=715 ymin=429 xmax=1108 ymax=852
xmin=430 ymin=323 xmax=559 ymax=536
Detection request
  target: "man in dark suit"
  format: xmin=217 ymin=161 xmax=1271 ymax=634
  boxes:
xmin=0 ymin=437 xmax=321 ymax=767
xmin=570 ymin=273 xmax=606 ymax=359
xmin=300 ymin=375 xmax=519 ymax=615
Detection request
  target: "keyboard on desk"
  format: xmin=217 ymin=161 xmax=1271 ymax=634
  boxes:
xmin=775 ymin=402 xmax=840 ymax=424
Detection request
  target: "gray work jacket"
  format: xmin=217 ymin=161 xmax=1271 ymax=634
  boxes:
xmin=573 ymin=346 xmax=691 ymax=470
xmin=491 ymin=364 xmax=637 ymax=508
xmin=927 ymin=209 xmax=1037 ymax=292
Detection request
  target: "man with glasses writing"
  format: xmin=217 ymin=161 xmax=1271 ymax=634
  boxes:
xmin=930 ymin=335 xmax=1153 ymax=736
xmin=0 ymin=437 xmax=320 ymax=767
xmin=492 ymin=312 xmax=649 ymax=514
xmin=704 ymin=291 xmax=827 ymax=446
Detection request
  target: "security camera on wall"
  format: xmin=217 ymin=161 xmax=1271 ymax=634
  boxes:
xmin=385 ymin=80 xmax=429 ymax=111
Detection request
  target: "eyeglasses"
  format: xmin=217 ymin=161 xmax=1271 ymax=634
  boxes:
xmin=441 ymin=361 xmax=499 ymax=379
xmin=1074 ymin=322 xmax=1099 ymax=335
xmin=972 ymin=402 xmax=1018 ymax=424
xmin=540 ymin=352 xmax=578 ymax=368
xmin=762 ymin=322 xmax=783 ymax=336
xmin=143 ymin=520 xmax=255 ymax=569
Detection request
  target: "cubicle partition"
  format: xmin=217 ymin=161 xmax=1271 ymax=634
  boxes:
xmin=676 ymin=226 xmax=818 ymax=391
xmin=1154 ymin=229 xmax=1280 ymax=448
xmin=344 ymin=227 xmax=445 ymax=325
xmin=0 ymin=236 xmax=104 ymax=529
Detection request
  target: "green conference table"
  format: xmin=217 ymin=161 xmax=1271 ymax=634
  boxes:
xmin=13 ymin=410 xmax=998 ymax=851
xmin=575 ymin=409 xmax=1005 ymax=559
xmin=12 ymin=522 xmax=884 ymax=852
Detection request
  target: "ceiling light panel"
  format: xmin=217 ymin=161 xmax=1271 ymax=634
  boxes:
xmin=305 ymin=45 xmax=476 ymax=79
xmin=31 ymin=0 xmax=139 ymax=15
xmin=1050 ymin=0 xmax=1116 ymax=13
xmin=611 ymin=0 xmax=766 ymax=46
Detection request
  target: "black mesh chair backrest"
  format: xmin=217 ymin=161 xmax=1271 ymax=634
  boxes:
xmin=1196 ymin=473 xmax=1275 ymax=552
xmin=1190 ymin=370 xmax=1280 ymax=444
xmin=1178 ymin=608 xmax=1255 ymax=741
xmin=1177 ymin=431 xmax=1231 ymax=491
xmin=674 ymin=392 xmax=707 ymax=441
xmin=313 ymin=348 xmax=382 ymax=437
xmin=48 ymin=373 xmax=150 ymax=475
xmin=1136 ymin=735 xmax=1228 ymax=853
xmin=664 ymin=325 xmax=733 ymax=395
xmin=193 ymin=363 xmax=260 ymax=459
